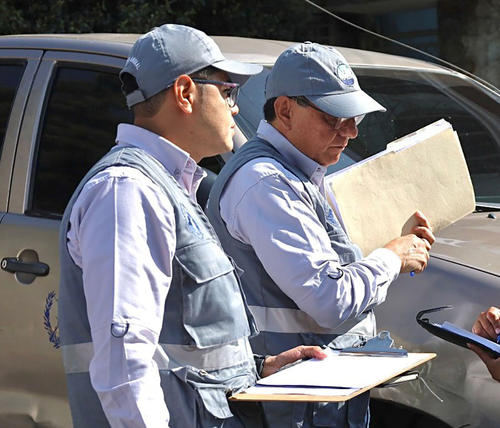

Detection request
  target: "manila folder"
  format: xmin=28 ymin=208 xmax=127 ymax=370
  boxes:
xmin=325 ymin=120 xmax=475 ymax=255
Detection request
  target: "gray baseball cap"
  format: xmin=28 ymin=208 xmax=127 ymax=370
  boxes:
xmin=265 ymin=42 xmax=386 ymax=118
xmin=120 ymin=24 xmax=263 ymax=108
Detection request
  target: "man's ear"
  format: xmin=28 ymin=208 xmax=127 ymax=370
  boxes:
xmin=273 ymin=96 xmax=294 ymax=131
xmin=172 ymin=75 xmax=196 ymax=114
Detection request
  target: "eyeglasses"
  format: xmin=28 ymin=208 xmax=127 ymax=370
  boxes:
xmin=289 ymin=96 xmax=365 ymax=128
xmin=191 ymin=78 xmax=240 ymax=108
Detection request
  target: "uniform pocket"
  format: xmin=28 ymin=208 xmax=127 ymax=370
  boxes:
xmin=175 ymin=241 xmax=251 ymax=348
xmin=172 ymin=366 xmax=234 ymax=420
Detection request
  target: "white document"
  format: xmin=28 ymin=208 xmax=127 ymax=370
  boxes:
xmin=257 ymin=348 xmax=434 ymax=389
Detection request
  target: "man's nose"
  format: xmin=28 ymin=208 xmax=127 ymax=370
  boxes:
xmin=339 ymin=118 xmax=358 ymax=138
xmin=231 ymin=103 xmax=239 ymax=116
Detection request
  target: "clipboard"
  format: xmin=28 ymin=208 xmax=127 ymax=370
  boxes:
xmin=416 ymin=306 xmax=500 ymax=358
xmin=230 ymin=350 xmax=435 ymax=402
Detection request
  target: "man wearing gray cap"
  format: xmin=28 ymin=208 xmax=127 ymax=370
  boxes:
xmin=207 ymin=42 xmax=435 ymax=427
xmin=58 ymin=25 xmax=325 ymax=428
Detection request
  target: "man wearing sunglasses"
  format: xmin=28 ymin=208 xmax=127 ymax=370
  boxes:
xmin=58 ymin=25 xmax=326 ymax=428
xmin=207 ymin=42 xmax=435 ymax=427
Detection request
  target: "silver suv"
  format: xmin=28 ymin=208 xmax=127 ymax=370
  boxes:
xmin=0 ymin=34 xmax=499 ymax=428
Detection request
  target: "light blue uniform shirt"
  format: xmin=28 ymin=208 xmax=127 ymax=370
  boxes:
xmin=219 ymin=120 xmax=402 ymax=330
xmin=66 ymin=124 xmax=208 ymax=427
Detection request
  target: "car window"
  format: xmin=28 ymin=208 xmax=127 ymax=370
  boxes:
xmin=340 ymin=70 xmax=500 ymax=204
xmin=29 ymin=65 xmax=133 ymax=218
xmin=0 ymin=62 xmax=25 ymax=156
xmin=235 ymin=67 xmax=270 ymax=139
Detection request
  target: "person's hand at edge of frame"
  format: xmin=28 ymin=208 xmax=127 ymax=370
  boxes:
xmin=472 ymin=306 xmax=500 ymax=341
xmin=468 ymin=307 xmax=500 ymax=382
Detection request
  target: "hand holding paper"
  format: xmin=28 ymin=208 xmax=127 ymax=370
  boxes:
xmin=383 ymin=226 xmax=431 ymax=274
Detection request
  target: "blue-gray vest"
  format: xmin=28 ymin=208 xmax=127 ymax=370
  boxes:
xmin=207 ymin=137 xmax=374 ymax=427
xmin=58 ymin=145 xmax=258 ymax=428
xmin=207 ymin=137 xmax=376 ymax=357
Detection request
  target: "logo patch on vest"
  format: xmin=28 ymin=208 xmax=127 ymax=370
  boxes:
xmin=181 ymin=204 xmax=204 ymax=239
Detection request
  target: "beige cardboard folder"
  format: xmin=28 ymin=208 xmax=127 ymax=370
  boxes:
xmin=231 ymin=351 xmax=435 ymax=402
xmin=325 ymin=119 xmax=475 ymax=255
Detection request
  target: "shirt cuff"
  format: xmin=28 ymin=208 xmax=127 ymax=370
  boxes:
xmin=368 ymin=247 xmax=402 ymax=281
xmin=253 ymin=354 xmax=267 ymax=379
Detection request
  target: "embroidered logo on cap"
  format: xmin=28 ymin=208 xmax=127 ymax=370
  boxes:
xmin=337 ymin=63 xmax=355 ymax=86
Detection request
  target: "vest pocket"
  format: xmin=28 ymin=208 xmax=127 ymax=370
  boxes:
xmin=175 ymin=241 xmax=251 ymax=348
xmin=169 ymin=366 xmax=234 ymax=421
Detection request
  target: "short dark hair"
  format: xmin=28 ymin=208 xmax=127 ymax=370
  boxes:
xmin=121 ymin=72 xmax=165 ymax=117
xmin=263 ymin=97 xmax=277 ymax=122
xmin=190 ymin=65 xmax=219 ymax=80
xmin=122 ymin=66 xmax=220 ymax=118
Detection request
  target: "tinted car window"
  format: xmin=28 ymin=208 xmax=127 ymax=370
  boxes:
xmin=335 ymin=70 xmax=500 ymax=203
xmin=0 ymin=62 xmax=25 ymax=155
xmin=30 ymin=65 xmax=133 ymax=218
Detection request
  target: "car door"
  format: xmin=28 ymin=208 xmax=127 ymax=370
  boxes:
xmin=0 ymin=48 xmax=131 ymax=427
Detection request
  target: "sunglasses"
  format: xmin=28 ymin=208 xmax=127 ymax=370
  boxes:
xmin=289 ymin=96 xmax=365 ymax=128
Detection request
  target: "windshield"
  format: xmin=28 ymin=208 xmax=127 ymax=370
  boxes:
xmin=236 ymin=67 xmax=500 ymax=204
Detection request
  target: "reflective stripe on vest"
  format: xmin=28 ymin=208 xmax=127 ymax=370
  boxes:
xmin=62 ymin=337 xmax=253 ymax=374
xmin=248 ymin=305 xmax=375 ymax=336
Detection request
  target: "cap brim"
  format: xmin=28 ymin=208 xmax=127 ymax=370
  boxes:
xmin=307 ymin=90 xmax=386 ymax=118
xmin=212 ymin=59 xmax=263 ymax=85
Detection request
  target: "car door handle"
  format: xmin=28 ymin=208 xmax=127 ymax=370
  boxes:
xmin=1 ymin=257 xmax=50 ymax=277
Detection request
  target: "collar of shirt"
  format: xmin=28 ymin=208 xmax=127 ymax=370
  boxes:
xmin=256 ymin=120 xmax=327 ymax=189
xmin=116 ymin=123 xmax=206 ymax=201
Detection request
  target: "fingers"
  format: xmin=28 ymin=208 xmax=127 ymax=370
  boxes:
xmin=402 ymin=236 xmax=430 ymax=274
xmin=412 ymin=226 xmax=435 ymax=247
xmin=410 ymin=211 xmax=435 ymax=246
xmin=472 ymin=307 xmax=500 ymax=340
xmin=278 ymin=345 xmax=326 ymax=366
xmin=261 ymin=346 xmax=327 ymax=377
xmin=472 ymin=318 xmax=494 ymax=339
xmin=485 ymin=307 xmax=500 ymax=334
xmin=468 ymin=343 xmax=500 ymax=382
xmin=384 ymin=234 xmax=430 ymax=274
xmin=297 ymin=345 xmax=328 ymax=360
xmin=412 ymin=210 xmax=431 ymax=229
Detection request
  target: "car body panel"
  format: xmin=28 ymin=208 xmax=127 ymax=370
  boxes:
xmin=0 ymin=214 xmax=70 ymax=427
xmin=430 ymin=211 xmax=500 ymax=276
xmin=372 ymin=255 xmax=500 ymax=427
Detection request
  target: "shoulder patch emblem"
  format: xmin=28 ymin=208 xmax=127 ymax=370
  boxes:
xmin=181 ymin=205 xmax=204 ymax=239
